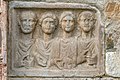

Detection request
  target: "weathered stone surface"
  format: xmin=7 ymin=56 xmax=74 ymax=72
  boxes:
xmin=8 ymin=1 xmax=104 ymax=79
xmin=105 ymin=1 xmax=120 ymax=77
xmin=106 ymin=52 xmax=120 ymax=77
xmin=104 ymin=1 xmax=120 ymax=20
xmin=0 ymin=0 xmax=7 ymax=80
xmin=8 ymin=77 xmax=119 ymax=80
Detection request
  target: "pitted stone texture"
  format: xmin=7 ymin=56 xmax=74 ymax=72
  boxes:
xmin=46 ymin=0 xmax=104 ymax=3
xmin=106 ymin=52 xmax=120 ymax=77
xmin=8 ymin=78 xmax=119 ymax=80
xmin=8 ymin=1 xmax=104 ymax=78
xmin=105 ymin=1 xmax=120 ymax=77
xmin=0 ymin=0 xmax=7 ymax=80
xmin=46 ymin=0 xmax=106 ymax=9
xmin=104 ymin=1 xmax=120 ymax=20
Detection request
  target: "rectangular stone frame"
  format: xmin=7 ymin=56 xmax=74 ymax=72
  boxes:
xmin=8 ymin=1 xmax=105 ymax=78
xmin=0 ymin=0 xmax=2 ymax=13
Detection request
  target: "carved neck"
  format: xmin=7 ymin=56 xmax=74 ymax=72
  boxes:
xmin=63 ymin=31 xmax=72 ymax=38
xmin=43 ymin=33 xmax=53 ymax=42
xmin=81 ymin=31 xmax=92 ymax=39
xmin=21 ymin=33 xmax=33 ymax=41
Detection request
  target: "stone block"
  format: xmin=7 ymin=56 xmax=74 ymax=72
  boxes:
xmin=8 ymin=1 xmax=104 ymax=79
xmin=106 ymin=52 xmax=120 ymax=77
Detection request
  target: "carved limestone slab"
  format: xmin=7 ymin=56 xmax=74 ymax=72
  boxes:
xmin=8 ymin=78 xmax=117 ymax=80
xmin=8 ymin=1 xmax=104 ymax=77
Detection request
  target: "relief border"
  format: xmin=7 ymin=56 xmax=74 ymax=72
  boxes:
xmin=8 ymin=1 xmax=105 ymax=77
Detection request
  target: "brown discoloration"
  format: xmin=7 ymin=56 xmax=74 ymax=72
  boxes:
xmin=105 ymin=2 xmax=120 ymax=20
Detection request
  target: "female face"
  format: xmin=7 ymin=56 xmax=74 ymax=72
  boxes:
xmin=61 ymin=15 xmax=75 ymax=33
xmin=41 ymin=17 xmax=56 ymax=34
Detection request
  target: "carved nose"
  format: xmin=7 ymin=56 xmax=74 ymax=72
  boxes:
xmin=66 ymin=21 xmax=70 ymax=27
xmin=26 ymin=20 xmax=30 ymax=26
xmin=46 ymin=22 xmax=51 ymax=28
xmin=85 ymin=21 xmax=89 ymax=25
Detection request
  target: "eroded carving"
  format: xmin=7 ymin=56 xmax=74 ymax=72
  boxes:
xmin=15 ymin=11 xmax=38 ymax=68
xmin=49 ymin=11 xmax=77 ymax=69
xmin=32 ymin=12 xmax=58 ymax=68
xmin=14 ymin=11 xmax=100 ymax=69
xmin=77 ymin=11 xmax=98 ymax=66
xmin=106 ymin=21 xmax=120 ymax=50
xmin=9 ymin=2 xmax=104 ymax=77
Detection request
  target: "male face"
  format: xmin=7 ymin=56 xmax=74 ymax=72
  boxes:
xmin=20 ymin=12 xmax=36 ymax=34
xmin=41 ymin=18 xmax=56 ymax=34
xmin=61 ymin=15 xmax=74 ymax=33
xmin=79 ymin=13 xmax=95 ymax=33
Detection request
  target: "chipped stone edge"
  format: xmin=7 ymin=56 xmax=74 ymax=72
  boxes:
xmin=8 ymin=1 xmax=105 ymax=78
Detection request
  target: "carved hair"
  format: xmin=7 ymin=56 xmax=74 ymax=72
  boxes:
xmin=59 ymin=11 xmax=75 ymax=25
xmin=39 ymin=12 xmax=58 ymax=27
xmin=18 ymin=10 xmax=37 ymax=26
xmin=77 ymin=11 xmax=96 ymax=37
xmin=77 ymin=11 xmax=96 ymax=23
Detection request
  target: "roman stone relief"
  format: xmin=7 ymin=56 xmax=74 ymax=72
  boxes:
xmin=15 ymin=11 xmax=38 ymax=68
xmin=32 ymin=12 xmax=58 ymax=68
xmin=8 ymin=2 xmax=104 ymax=77
xmin=77 ymin=11 xmax=98 ymax=67
xmin=48 ymin=11 xmax=77 ymax=69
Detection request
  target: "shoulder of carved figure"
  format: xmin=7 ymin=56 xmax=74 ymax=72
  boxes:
xmin=35 ymin=38 xmax=42 ymax=43
xmin=74 ymin=36 xmax=78 ymax=39
xmin=76 ymin=35 xmax=81 ymax=40
xmin=54 ymin=37 xmax=60 ymax=41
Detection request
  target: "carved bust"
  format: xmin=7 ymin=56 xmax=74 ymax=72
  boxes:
xmin=32 ymin=12 xmax=58 ymax=67
xmin=60 ymin=11 xmax=75 ymax=33
xmin=77 ymin=11 xmax=98 ymax=66
xmin=19 ymin=11 xmax=37 ymax=34
xmin=15 ymin=11 xmax=37 ymax=68
xmin=50 ymin=11 xmax=77 ymax=69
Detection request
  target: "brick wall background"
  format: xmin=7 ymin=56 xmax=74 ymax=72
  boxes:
xmin=0 ymin=0 xmax=7 ymax=80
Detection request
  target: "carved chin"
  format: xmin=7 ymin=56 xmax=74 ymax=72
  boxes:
xmin=43 ymin=30 xmax=53 ymax=34
xmin=22 ymin=29 xmax=33 ymax=34
xmin=21 ymin=26 xmax=34 ymax=33
xmin=64 ymin=28 xmax=73 ymax=33
xmin=82 ymin=28 xmax=91 ymax=33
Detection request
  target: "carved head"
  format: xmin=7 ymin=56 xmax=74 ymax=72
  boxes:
xmin=19 ymin=11 xmax=37 ymax=34
xmin=60 ymin=11 xmax=75 ymax=33
xmin=40 ymin=13 xmax=58 ymax=34
xmin=78 ymin=11 xmax=96 ymax=33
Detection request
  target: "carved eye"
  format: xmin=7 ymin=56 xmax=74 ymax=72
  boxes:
xmin=45 ymin=21 xmax=48 ymax=24
xmin=87 ymin=19 xmax=90 ymax=21
xmin=29 ymin=19 xmax=32 ymax=22
xmin=83 ymin=19 xmax=86 ymax=22
xmin=29 ymin=19 xmax=33 ymax=22
xmin=70 ymin=20 xmax=74 ymax=23
xmin=22 ymin=19 xmax=27 ymax=22
xmin=63 ymin=20 xmax=67 ymax=22
xmin=50 ymin=21 xmax=54 ymax=24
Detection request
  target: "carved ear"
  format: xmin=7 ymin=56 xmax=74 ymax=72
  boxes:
xmin=55 ymin=18 xmax=58 ymax=29
xmin=38 ymin=18 xmax=43 ymax=27
xmin=35 ymin=18 xmax=38 ymax=27
xmin=17 ymin=14 xmax=21 ymax=26
xmin=77 ymin=20 xmax=80 ymax=25
xmin=94 ymin=19 xmax=96 ymax=24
